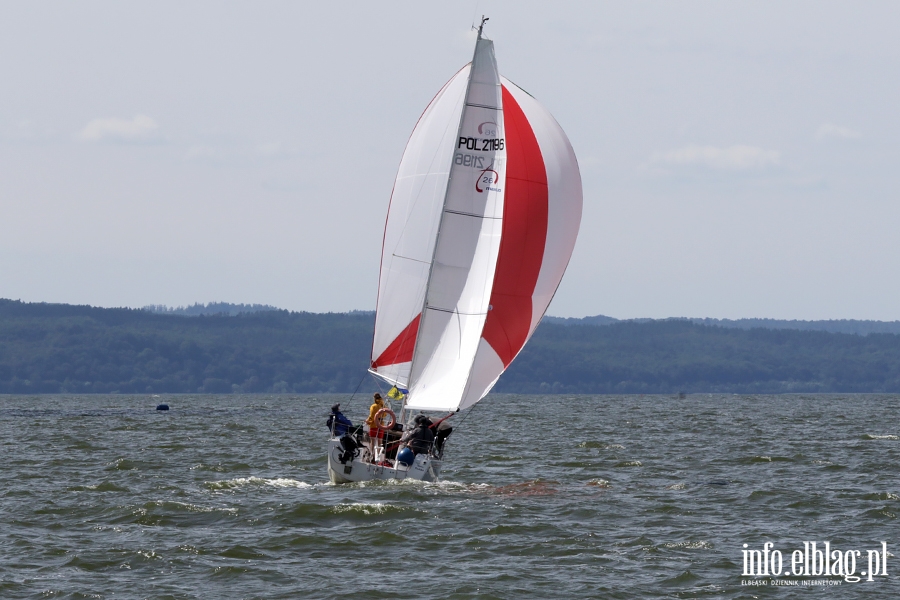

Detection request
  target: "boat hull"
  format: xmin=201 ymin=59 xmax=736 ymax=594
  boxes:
xmin=326 ymin=438 xmax=441 ymax=484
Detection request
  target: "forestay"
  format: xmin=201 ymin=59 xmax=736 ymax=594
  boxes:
xmin=370 ymin=30 xmax=582 ymax=412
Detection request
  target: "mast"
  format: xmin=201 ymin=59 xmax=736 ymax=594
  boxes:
xmin=477 ymin=15 xmax=489 ymax=39
xmin=404 ymin=20 xmax=492 ymax=404
xmin=457 ymin=14 xmax=496 ymax=408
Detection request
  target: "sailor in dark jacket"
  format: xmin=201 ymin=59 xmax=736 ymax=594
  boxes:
xmin=400 ymin=415 xmax=435 ymax=456
xmin=433 ymin=419 xmax=453 ymax=458
xmin=326 ymin=403 xmax=353 ymax=437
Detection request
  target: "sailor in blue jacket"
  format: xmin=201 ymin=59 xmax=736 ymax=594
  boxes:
xmin=326 ymin=403 xmax=353 ymax=437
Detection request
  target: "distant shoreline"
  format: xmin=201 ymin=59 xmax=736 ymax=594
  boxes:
xmin=3 ymin=298 xmax=900 ymax=395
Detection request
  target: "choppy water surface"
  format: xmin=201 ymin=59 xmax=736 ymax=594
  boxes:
xmin=1 ymin=394 xmax=899 ymax=599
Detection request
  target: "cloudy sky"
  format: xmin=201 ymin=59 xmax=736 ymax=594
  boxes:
xmin=2 ymin=2 xmax=898 ymax=319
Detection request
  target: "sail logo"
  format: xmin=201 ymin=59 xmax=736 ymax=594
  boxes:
xmin=478 ymin=121 xmax=498 ymax=137
xmin=476 ymin=167 xmax=501 ymax=193
xmin=741 ymin=541 xmax=889 ymax=584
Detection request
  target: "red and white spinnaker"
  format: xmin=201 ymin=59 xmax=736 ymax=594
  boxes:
xmin=369 ymin=30 xmax=582 ymax=412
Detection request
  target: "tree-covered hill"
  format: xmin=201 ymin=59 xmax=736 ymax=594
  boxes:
xmin=544 ymin=314 xmax=900 ymax=335
xmin=3 ymin=298 xmax=900 ymax=394
xmin=0 ymin=300 xmax=372 ymax=394
xmin=142 ymin=302 xmax=280 ymax=317
xmin=501 ymin=319 xmax=900 ymax=394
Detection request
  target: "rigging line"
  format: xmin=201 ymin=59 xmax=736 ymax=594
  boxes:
xmin=362 ymin=373 xmax=392 ymax=413
xmin=425 ymin=305 xmax=488 ymax=316
xmin=372 ymin=376 xmax=404 ymax=421
xmin=345 ymin=371 xmax=369 ymax=409
xmin=392 ymin=253 xmax=431 ymax=265
xmin=455 ymin=399 xmax=481 ymax=429
xmin=444 ymin=208 xmax=501 ymax=220
xmin=373 ymin=375 xmax=390 ymax=398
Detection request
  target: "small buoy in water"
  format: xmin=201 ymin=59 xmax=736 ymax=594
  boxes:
xmin=156 ymin=404 xmax=170 ymax=411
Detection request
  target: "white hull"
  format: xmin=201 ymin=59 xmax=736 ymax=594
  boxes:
xmin=326 ymin=438 xmax=441 ymax=484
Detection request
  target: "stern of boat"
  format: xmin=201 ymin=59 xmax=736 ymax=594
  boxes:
xmin=327 ymin=437 xmax=441 ymax=483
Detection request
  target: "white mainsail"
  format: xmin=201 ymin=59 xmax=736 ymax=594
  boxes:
xmin=370 ymin=28 xmax=582 ymax=412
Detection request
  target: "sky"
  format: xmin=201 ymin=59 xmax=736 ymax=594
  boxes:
xmin=2 ymin=1 xmax=899 ymax=320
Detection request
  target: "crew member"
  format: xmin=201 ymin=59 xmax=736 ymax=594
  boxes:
xmin=365 ymin=393 xmax=388 ymax=442
xmin=400 ymin=415 xmax=435 ymax=456
xmin=326 ymin=403 xmax=353 ymax=437
xmin=433 ymin=419 xmax=453 ymax=458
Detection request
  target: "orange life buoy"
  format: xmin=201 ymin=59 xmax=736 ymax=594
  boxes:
xmin=374 ymin=408 xmax=396 ymax=430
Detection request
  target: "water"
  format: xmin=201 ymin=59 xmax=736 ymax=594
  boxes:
xmin=1 ymin=394 xmax=898 ymax=599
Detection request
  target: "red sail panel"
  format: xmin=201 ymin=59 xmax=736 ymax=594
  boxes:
xmin=371 ymin=314 xmax=421 ymax=369
xmin=480 ymin=86 xmax=549 ymax=366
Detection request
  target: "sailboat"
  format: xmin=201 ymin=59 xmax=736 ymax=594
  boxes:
xmin=327 ymin=19 xmax=582 ymax=484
